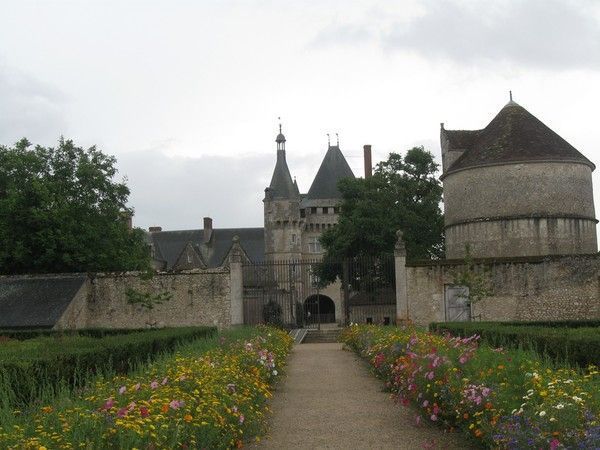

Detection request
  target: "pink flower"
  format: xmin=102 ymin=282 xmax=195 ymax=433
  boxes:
xmin=133 ymin=383 xmax=141 ymax=391
xmin=482 ymin=387 xmax=491 ymax=397
xmin=170 ymin=400 xmax=184 ymax=410
xmin=118 ymin=385 xmax=126 ymax=395
xmin=422 ymin=400 xmax=429 ymax=408
xmin=415 ymin=415 xmax=421 ymax=425
xmin=430 ymin=414 xmax=437 ymax=421
xmin=232 ymin=406 xmax=238 ymax=413
xmin=102 ymin=397 xmax=115 ymax=411
xmin=117 ymin=407 xmax=128 ymax=418
xmin=426 ymin=371 xmax=434 ymax=380
xmin=127 ymin=402 xmax=136 ymax=411
xmin=239 ymin=414 xmax=245 ymax=424
xmin=161 ymin=377 xmax=168 ymax=385
xmin=150 ymin=381 xmax=159 ymax=389
xmin=140 ymin=406 xmax=150 ymax=418
xmin=550 ymin=438 xmax=560 ymax=450
xmin=459 ymin=356 xmax=468 ymax=364
xmin=432 ymin=404 xmax=440 ymax=415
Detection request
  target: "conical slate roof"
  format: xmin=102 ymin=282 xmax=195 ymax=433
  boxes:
xmin=306 ymin=145 xmax=355 ymax=199
xmin=445 ymin=101 xmax=595 ymax=175
xmin=268 ymin=150 xmax=297 ymax=199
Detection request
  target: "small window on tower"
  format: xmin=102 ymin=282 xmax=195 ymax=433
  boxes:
xmin=323 ymin=207 xmax=330 ymax=214
xmin=311 ymin=207 xmax=317 ymax=214
xmin=300 ymin=209 xmax=306 ymax=218
xmin=292 ymin=234 xmax=296 ymax=243
xmin=187 ymin=254 xmax=192 ymax=264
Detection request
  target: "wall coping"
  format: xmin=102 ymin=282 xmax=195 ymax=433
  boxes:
xmin=406 ymin=253 xmax=600 ymax=268
xmin=0 ymin=268 xmax=229 ymax=281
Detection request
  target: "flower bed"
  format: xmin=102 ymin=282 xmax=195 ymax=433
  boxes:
xmin=0 ymin=326 xmax=293 ymax=449
xmin=341 ymin=324 xmax=600 ymax=449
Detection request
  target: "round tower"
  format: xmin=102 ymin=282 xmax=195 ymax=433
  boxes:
xmin=441 ymin=99 xmax=597 ymax=259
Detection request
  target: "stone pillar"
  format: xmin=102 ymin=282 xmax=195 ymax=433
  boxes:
xmin=229 ymin=236 xmax=244 ymax=326
xmin=394 ymin=230 xmax=409 ymax=323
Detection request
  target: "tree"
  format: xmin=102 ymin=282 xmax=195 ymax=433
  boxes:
xmin=0 ymin=138 xmax=150 ymax=274
xmin=318 ymin=147 xmax=444 ymax=282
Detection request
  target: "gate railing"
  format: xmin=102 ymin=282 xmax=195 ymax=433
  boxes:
xmin=242 ymin=254 xmax=397 ymax=328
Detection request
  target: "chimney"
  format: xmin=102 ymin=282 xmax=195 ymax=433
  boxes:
xmin=149 ymin=226 xmax=162 ymax=232
xmin=363 ymin=144 xmax=373 ymax=178
xmin=203 ymin=217 xmax=213 ymax=243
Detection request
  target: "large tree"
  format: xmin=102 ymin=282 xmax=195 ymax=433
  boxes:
xmin=0 ymin=138 xmax=150 ymax=274
xmin=319 ymin=146 xmax=444 ymax=264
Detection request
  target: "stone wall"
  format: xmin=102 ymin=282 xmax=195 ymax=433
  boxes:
xmin=443 ymin=162 xmax=597 ymax=258
xmin=404 ymin=255 xmax=600 ymax=326
xmin=56 ymin=269 xmax=232 ymax=330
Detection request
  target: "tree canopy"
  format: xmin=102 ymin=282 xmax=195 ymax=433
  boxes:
xmin=0 ymin=138 xmax=150 ymax=274
xmin=319 ymin=146 xmax=444 ymax=264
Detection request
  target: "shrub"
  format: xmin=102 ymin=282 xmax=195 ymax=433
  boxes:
xmin=0 ymin=327 xmax=215 ymax=408
xmin=262 ymin=300 xmax=283 ymax=328
xmin=342 ymin=324 xmax=599 ymax=449
xmin=0 ymin=326 xmax=293 ymax=449
xmin=429 ymin=322 xmax=600 ymax=367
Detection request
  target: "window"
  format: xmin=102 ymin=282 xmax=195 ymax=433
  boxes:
xmin=366 ymin=317 xmax=373 ymax=324
xmin=383 ymin=317 xmax=390 ymax=325
xmin=307 ymin=237 xmax=322 ymax=253
xmin=291 ymin=234 xmax=296 ymax=243
xmin=311 ymin=207 xmax=317 ymax=214
xmin=323 ymin=207 xmax=329 ymax=214
xmin=300 ymin=209 xmax=306 ymax=218
xmin=187 ymin=254 xmax=193 ymax=264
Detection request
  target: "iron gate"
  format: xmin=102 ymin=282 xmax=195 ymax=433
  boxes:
xmin=242 ymin=254 xmax=396 ymax=328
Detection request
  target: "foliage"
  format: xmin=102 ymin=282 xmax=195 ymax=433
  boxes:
xmin=0 ymin=327 xmax=215 ymax=408
xmin=0 ymin=326 xmax=293 ymax=449
xmin=262 ymin=300 xmax=283 ymax=328
xmin=0 ymin=328 xmax=151 ymax=341
xmin=0 ymin=137 xmax=150 ymax=274
xmin=317 ymin=147 xmax=444 ymax=282
xmin=341 ymin=324 xmax=599 ymax=449
xmin=451 ymin=245 xmax=493 ymax=308
xmin=429 ymin=322 xmax=600 ymax=368
xmin=125 ymin=288 xmax=173 ymax=311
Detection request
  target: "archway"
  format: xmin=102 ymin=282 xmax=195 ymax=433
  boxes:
xmin=303 ymin=294 xmax=336 ymax=325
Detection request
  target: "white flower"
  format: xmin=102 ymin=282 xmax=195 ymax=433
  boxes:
xmin=539 ymin=411 xmax=546 ymax=417
xmin=555 ymin=404 xmax=564 ymax=410
xmin=549 ymin=417 xmax=557 ymax=422
xmin=572 ymin=396 xmax=583 ymax=403
xmin=272 ymin=370 xmax=278 ymax=376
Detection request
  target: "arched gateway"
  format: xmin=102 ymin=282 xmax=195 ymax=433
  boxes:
xmin=303 ymin=294 xmax=335 ymax=325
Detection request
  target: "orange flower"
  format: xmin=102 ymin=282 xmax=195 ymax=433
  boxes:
xmin=184 ymin=414 xmax=193 ymax=423
xmin=463 ymin=413 xmax=469 ymax=419
xmin=474 ymin=429 xmax=483 ymax=438
xmin=161 ymin=404 xmax=169 ymax=414
xmin=236 ymin=440 xmax=244 ymax=448
xmin=485 ymin=402 xmax=493 ymax=410
xmin=41 ymin=406 xmax=53 ymax=414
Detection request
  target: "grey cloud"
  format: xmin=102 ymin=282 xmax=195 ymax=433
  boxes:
xmin=316 ymin=0 xmax=600 ymax=70
xmin=117 ymin=149 xmax=274 ymax=231
xmin=0 ymin=64 xmax=67 ymax=145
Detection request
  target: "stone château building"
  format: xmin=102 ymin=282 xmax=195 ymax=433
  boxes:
xmin=441 ymin=98 xmax=598 ymax=259
xmin=147 ymin=126 xmax=355 ymax=271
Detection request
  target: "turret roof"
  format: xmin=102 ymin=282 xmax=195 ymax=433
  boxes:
xmin=268 ymin=150 xmax=297 ymax=199
xmin=444 ymin=101 xmax=595 ymax=175
xmin=306 ymin=145 xmax=355 ymax=199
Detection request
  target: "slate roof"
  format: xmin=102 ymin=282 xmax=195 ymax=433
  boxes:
xmin=149 ymin=227 xmax=264 ymax=270
xmin=0 ymin=276 xmax=86 ymax=328
xmin=267 ymin=150 xmax=298 ymax=199
xmin=444 ymin=101 xmax=595 ymax=175
xmin=306 ymin=145 xmax=355 ymax=199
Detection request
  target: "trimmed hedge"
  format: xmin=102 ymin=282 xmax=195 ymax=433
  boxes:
xmin=429 ymin=322 xmax=600 ymax=368
xmin=0 ymin=327 xmax=215 ymax=408
xmin=0 ymin=328 xmax=150 ymax=341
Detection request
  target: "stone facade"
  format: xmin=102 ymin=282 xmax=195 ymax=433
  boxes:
xmin=403 ymin=255 xmax=600 ymax=326
xmin=55 ymin=269 xmax=233 ymax=330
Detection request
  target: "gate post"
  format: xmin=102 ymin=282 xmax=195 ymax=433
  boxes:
xmin=229 ymin=236 xmax=244 ymax=326
xmin=394 ymin=230 xmax=409 ymax=324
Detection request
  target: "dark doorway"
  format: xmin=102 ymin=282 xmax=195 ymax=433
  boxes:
xmin=304 ymin=294 xmax=336 ymax=326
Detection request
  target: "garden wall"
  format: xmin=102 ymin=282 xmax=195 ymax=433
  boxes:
xmin=403 ymin=255 xmax=600 ymax=326
xmin=56 ymin=270 xmax=233 ymax=330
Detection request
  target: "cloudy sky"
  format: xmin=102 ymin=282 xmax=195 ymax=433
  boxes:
xmin=2 ymin=0 xmax=600 ymax=231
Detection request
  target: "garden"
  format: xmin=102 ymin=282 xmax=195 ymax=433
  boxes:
xmin=341 ymin=322 xmax=600 ymax=449
xmin=0 ymin=326 xmax=293 ymax=449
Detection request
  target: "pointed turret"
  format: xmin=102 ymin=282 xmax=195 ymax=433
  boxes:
xmin=266 ymin=124 xmax=298 ymax=200
xmin=306 ymin=144 xmax=355 ymax=199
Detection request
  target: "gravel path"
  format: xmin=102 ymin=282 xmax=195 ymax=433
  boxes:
xmin=257 ymin=343 xmax=471 ymax=450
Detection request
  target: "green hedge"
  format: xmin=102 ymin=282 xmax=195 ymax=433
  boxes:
xmin=429 ymin=322 xmax=600 ymax=368
xmin=0 ymin=328 xmax=150 ymax=341
xmin=0 ymin=327 xmax=216 ymax=408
